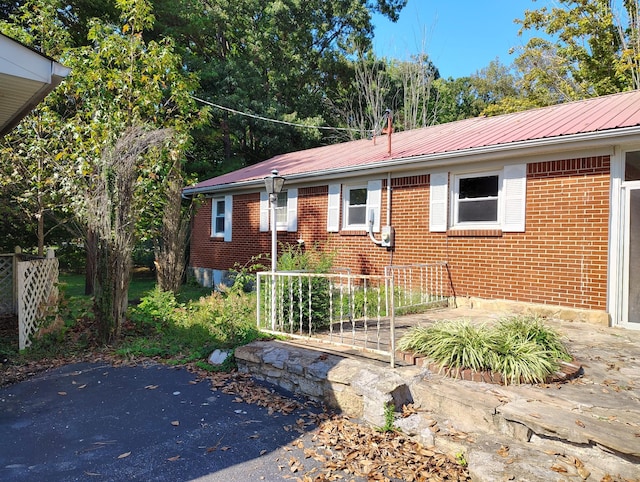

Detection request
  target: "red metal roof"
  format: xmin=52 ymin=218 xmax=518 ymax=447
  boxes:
xmin=185 ymin=90 xmax=640 ymax=193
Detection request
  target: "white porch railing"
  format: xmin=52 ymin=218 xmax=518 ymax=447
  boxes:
xmin=384 ymin=262 xmax=449 ymax=314
xmin=257 ymin=271 xmax=397 ymax=366
xmin=255 ymin=263 xmax=449 ymax=367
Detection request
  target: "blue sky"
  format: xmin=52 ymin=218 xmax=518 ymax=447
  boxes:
xmin=372 ymin=0 xmax=547 ymax=79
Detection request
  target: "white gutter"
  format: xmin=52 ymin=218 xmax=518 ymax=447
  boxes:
xmin=182 ymin=125 xmax=640 ymax=197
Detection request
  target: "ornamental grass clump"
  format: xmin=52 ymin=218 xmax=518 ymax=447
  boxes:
xmin=494 ymin=316 xmax=572 ymax=362
xmin=398 ymin=315 xmax=571 ymax=385
xmin=397 ymin=320 xmax=493 ymax=372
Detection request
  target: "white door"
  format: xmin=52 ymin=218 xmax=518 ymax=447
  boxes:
xmin=622 ymin=182 xmax=640 ymax=328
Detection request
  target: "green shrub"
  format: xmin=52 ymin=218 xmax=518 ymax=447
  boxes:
xmin=398 ymin=315 xmax=571 ymax=385
xmin=346 ymin=283 xmax=388 ymax=319
xmin=494 ymin=316 xmax=571 ymax=362
xmin=128 ymin=286 xmax=182 ymax=331
xmin=228 ymin=256 xmax=267 ymax=294
xmin=275 ymin=243 xmax=335 ymax=331
xmin=488 ymin=335 xmax=559 ymax=385
xmin=121 ymin=286 xmax=262 ymax=363
xmin=398 ymin=321 xmax=493 ymax=372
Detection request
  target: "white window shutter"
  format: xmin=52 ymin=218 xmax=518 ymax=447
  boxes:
xmin=429 ymin=172 xmax=448 ymax=232
xmin=259 ymin=192 xmax=269 ymax=232
xmin=287 ymin=188 xmax=298 ymax=232
xmin=224 ymin=195 xmax=233 ymax=242
xmin=367 ymin=180 xmax=382 ymax=233
xmin=502 ymin=164 xmax=526 ymax=232
xmin=210 ymin=199 xmax=216 ymax=237
xmin=327 ymin=184 xmax=341 ymax=232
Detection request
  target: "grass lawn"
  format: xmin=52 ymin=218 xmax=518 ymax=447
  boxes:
xmin=1 ymin=268 xmax=265 ymax=379
xmin=58 ymin=271 xmax=213 ymax=303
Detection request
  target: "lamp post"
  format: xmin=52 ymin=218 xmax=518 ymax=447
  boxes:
xmin=264 ymin=169 xmax=285 ymax=329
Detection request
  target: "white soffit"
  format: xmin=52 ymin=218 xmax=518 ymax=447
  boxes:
xmin=0 ymin=34 xmax=71 ymax=136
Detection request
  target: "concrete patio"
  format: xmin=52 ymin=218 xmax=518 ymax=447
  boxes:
xmin=235 ymin=304 xmax=640 ymax=481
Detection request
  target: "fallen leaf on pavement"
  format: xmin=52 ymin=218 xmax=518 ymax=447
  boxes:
xmin=550 ymin=463 xmax=568 ymax=473
xmin=497 ymin=445 xmax=510 ymax=457
xmin=117 ymin=452 xmax=131 ymax=459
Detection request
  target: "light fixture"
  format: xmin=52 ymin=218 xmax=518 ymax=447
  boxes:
xmin=264 ymin=169 xmax=285 ymax=330
xmin=264 ymin=169 xmax=285 ymax=199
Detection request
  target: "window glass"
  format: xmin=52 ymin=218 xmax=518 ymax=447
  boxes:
xmin=458 ymin=199 xmax=498 ymax=222
xmin=459 ymin=176 xmax=498 ymax=199
xmin=625 ymin=151 xmax=640 ymax=181
xmin=276 ymin=191 xmax=288 ymax=226
xmin=456 ymin=174 xmax=499 ymax=224
xmin=213 ymin=199 xmax=225 ymax=235
xmin=347 ymin=187 xmax=367 ymax=226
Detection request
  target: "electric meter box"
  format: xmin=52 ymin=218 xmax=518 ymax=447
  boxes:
xmin=381 ymin=225 xmax=395 ymax=248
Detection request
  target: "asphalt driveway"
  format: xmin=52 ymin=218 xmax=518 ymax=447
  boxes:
xmin=0 ymin=362 xmax=321 ymax=481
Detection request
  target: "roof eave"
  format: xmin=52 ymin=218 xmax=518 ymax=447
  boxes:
xmin=182 ymin=126 xmax=640 ymax=197
xmin=0 ymin=34 xmax=71 ymax=136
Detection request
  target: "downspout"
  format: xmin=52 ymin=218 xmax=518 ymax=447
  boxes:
xmin=386 ymin=171 xmax=391 ymax=228
xmin=387 ymin=171 xmax=394 ymax=265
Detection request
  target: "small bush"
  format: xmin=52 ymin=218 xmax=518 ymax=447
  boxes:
xmin=276 ymin=243 xmax=335 ymax=331
xmin=494 ymin=316 xmax=571 ymax=362
xmin=121 ymin=286 xmax=262 ymax=363
xmin=398 ymin=321 xmax=493 ymax=372
xmin=398 ymin=315 xmax=571 ymax=385
xmin=128 ymin=287 xmax=181 ymax=331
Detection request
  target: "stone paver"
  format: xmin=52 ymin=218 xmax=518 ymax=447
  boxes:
xmin=236 ymin=306 xmax=640 ymax=481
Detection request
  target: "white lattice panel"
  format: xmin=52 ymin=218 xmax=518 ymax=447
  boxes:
xmin=17 ymin=257 xmax=59 ymax=349
xmin=0 ymin=256 xmax=14 ymax=316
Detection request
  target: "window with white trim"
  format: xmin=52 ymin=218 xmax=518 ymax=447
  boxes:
xmin=453 ymin=172 xmax=501 ymax=226
xmin=260 ymin=188 xmax=298 ymax=232
xmin=212 ymin=198 xmax=226 ymax=236
xmin=344 ymin=186 xmax=367 ymax=229
xmin=339 ymin=180 xmax=382 ymax=232
xmin=275 ymin=191 xmax=288 ymax=229
xmin=211 ymin=195 xmax=233 ymax=241
xmin=429 ymin=164 xmax=526 ymax=233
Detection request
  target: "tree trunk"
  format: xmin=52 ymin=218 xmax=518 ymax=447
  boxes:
xmin=84 ymin=228 xmax=97 ymax=295
xmin=155 ymin=166 xmax=190 ymax=293
xmin=89 ymin=126 xmax=171 ymax=343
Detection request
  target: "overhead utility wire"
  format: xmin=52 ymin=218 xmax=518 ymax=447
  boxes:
xmin=191 ymin=95 xmax=377 ymax=134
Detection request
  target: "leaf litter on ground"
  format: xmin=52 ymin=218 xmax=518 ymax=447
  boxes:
xmin=3 ymin=356 xmax=470 ymax=480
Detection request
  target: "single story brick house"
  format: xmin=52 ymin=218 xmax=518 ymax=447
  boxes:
xmin=184 ymin=90 xmax=640 ymax=329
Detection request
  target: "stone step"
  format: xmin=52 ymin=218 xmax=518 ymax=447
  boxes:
xmin=235 ymin=340 xmax=640 ymax=481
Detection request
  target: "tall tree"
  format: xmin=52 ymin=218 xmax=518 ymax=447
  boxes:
xmin=58 ymin=0 xmax=202 ymax=340
xmin=515 ymin=0 xmax=640 ymax=103
xmin=88 ymin=126 xmax=171 ymax=342
xmin=392 ymin=54 xmax=440 ymax=130
xmin=0 ymin=0 xmax=72 ymax=255
xmin=148 ymin=0 xmax=408 ymax=177
xmin=2 ymin=0 xmax=203 ymax=341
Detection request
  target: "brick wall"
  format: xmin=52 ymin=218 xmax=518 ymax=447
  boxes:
xmin=189 ymin=156 xmax=610 ymax=311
